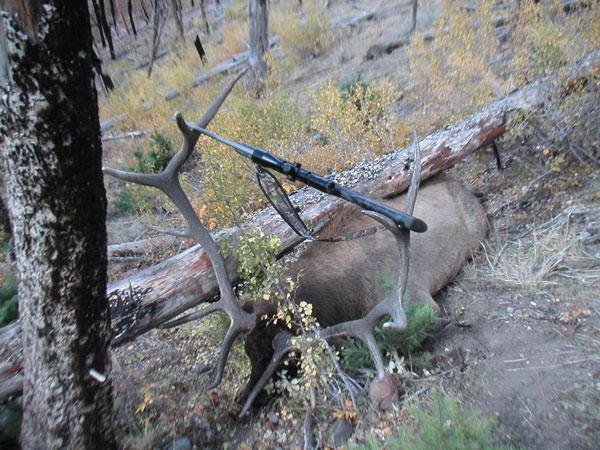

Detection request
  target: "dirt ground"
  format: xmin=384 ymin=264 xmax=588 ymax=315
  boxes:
xmin=438 ymin=151 xmax=600 ymax=449
xmin=49 ymin=0 xmax=600 ymax=448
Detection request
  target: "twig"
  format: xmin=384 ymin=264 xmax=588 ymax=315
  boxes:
xmin=314 ymin=325 xmax=361 ymax=410
xmin=505 ymin=356 xmax=600 ymax=372
xmin=403 ymin=385 xmax=428 ymax=403
xmin=438 ymin=380 xmax=448 ymax=397
xmin=101 ymin=130 xmax=143 ymax=141
xmin=303 ymin=412 xmax=312 ymax=450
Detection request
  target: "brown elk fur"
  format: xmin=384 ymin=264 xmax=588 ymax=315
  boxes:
xmin=241 ymin=174 xmax=488 ymax=403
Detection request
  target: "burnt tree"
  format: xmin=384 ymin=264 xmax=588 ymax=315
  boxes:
xmin=247 ymin=0 xmax=268 ymax=94
xmin=0 ymin=2 xmax=115 ymax=448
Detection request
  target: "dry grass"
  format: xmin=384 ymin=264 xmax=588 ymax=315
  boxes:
xmin=271 ymin=0 xmax=333 ymax=59
xmin=469 ymin=205 xmax=599 ymax=290
xmin=219 ymin=20 xmax=249 ymax=58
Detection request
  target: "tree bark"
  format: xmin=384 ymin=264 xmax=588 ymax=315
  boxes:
xmin=247 ymin=0 xmax=268 ymax=94
xmin=0 ymin=2 xmax=115 ymax=448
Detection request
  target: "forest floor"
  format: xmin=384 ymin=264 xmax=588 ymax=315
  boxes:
xmin=62 ymin=0 xmax=600 ymax=448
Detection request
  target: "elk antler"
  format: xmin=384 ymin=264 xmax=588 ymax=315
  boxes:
xmin=104 ymin=70 xmax=256 ymax=388
xmin=239 ymin=138 xmax=422 ymax=415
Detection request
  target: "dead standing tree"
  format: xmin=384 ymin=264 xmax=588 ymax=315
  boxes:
xmin=247 ymin=0 xmax=269 ymax=94
xmin=148 ymin=0 xmax=168 ymax=76
xmin=170 ymin=0 xmax=185 ymax=43
xmin=0 ymin=2 xmax=115 ymax=447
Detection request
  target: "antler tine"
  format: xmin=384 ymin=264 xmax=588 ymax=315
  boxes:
xmin=363 ymin=212 xmax=410 ymax=334
xmin=196 ymin=68 xmax=247 ymax=129
xmin=159 ymin=301 xmax=223 ymax=329
xmin=104 ymin=73 xmax=256 ymax=388
xmin=321 ymin=136 xmax=422 ymax=378
xmin=102 ymin=166 xmax=163 ymax=189
xmin=404 ymin=132 xmax=421 ymax=215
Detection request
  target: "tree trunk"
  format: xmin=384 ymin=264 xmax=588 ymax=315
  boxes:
xmin=199 ymin=0 xmax=210 ymax=34
xmin=99 ymin=0 xmax=116 ymax=59
xmin=247 ymin=0 xmax=268 ymax=94
xmin=170 ymin=0 xmax=185 ymax=43
xmin=0 ymin=2 xmax=115 ymax=448
xmin=148 ymin=0 xmax=168 ymax=77
xmin=411 ymin=0 xmax=418 ymax=34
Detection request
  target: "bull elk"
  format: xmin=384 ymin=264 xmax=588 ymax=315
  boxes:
xmin=239 ymin=173 xmax=487 ymax=411
xmin=104 ymin=72 xmax=487 ymax=415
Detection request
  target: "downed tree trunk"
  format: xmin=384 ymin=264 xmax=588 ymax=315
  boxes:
xmin=107 ymin=235 xmax=181 ymax=257
xmin=1 ymin=50 xmax=598 ymax=401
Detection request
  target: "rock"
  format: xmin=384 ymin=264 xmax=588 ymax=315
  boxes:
xmin=267 ymin=411 xmax=279 ymax=424
xmin=369 ymin=372 xmax=399 ymax=410
xmin=327 ymin=417 xmax=354 ymax=447
xmin=165 ymin=437 xmax=191 ymax=450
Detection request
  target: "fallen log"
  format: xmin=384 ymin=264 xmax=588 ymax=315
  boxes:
xmin=107 ymin=235 xmax=182 ymax=257
xmin=1 ymin=50 xmax=598 ymax=401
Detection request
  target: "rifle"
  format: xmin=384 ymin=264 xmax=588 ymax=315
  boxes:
xmin=188 ymin=124 xmax=428 ymax=236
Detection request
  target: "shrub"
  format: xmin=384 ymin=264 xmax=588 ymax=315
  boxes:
xmin=348 ymin=390 xmax=508 ymax=449
xmin=112 ymin=183 xmax=156 ymax=217
xmin=510 ymin=0 xmax=600 ymax=84
xmin=405 ymin=0 xmax=600 ymax=136
xmin=340 ymin=302 xmax=438 ymax=371
xmin=407 ymin=0 xmax=505 ymax=132
xmin=307 ymin=78 xmax=409 ymax=171
xmin=340 ymin=75 xmax=383 ymax=118
xmin=232 ymin=228 xmax=282 ymax=301
xmin=145 ymin=131 xmax=175 ymax=173
xmin=271 ymin=0 xmax=332 ymax=58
